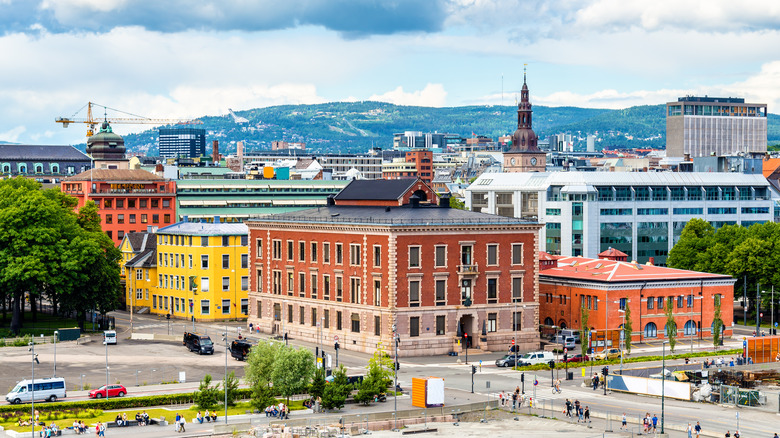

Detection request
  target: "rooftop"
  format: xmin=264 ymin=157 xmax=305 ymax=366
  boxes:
xmin=247 ymin=205 xmax=537 ymax=227
xmin=63 ymin=168 xmax=165 ymax=182
xmin=540 ymin=256 xmax=734 ymax=283
xmin=0 ymin=144 xmax=90 ymax=161
xmin=335 ymin=178 xmax=420 ymax=201
xmin=158 ymin=221 xmax=248 ymax=236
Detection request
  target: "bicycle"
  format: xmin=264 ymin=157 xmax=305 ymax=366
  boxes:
xmin=552 ymin=385 xmax=562 ymax=394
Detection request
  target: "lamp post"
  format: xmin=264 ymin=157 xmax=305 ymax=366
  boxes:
xmin=53 ymin=330 xmax=58 ymax=377
xmin=30 ymin=338 xmax=36 ymax=437
xmin=392 ymin=322 xmax=399 ymax=432
xmin=661 ymin=340 xmax=670 ymax=434
xmin=224 ymin=325 xmax=228 ymax=424
xmin=615 ymin=307 xmax=625 ymax=373
xmin=105 ymin=337 xmax=109 ymax=402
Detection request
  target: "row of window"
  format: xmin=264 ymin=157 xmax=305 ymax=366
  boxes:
xmin=1 ymin=163 xmax=79 ymax=174
xmin=598 ymin=207 xmax=770 ymax=216
xmin=593 ymin=186 xmax=767 ymax=202
xmin=151 ymin=295 xmax=249 ymax=315
xmin=100 ymin=198 xmax=170 ymax=209
xmin=260 ymin=239 xmax=525 ymax=268
xmin=159 ymin=234 xmax=248 ymax=247
xmin=646 ymin=295 xmax=696 ymax=310
xmin=105 ymin=213 xmax=169 ymax=225
xmin=157 ymin=273 xmax=249 ymax=292
xmin=643 ymin=320 xmax=700 ymax=338
xmin=157 ymin=252 xmax=249 ymax=270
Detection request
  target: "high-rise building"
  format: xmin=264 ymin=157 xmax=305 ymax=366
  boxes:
xmin=159 ymin=127 xmax=206 ymax=158
xmin=666 ymin=96 xmax=767 ymax=158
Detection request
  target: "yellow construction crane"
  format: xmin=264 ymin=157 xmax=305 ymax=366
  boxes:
xmin=55 ymin=102 xmax=202 ymax=137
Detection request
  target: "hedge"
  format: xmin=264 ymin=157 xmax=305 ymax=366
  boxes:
xmin=512 ymin=348 xmax=742 ymax=372
xmin=0 ymin=388 xmax=253 ymax=416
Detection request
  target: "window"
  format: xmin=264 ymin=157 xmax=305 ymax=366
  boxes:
xmin=335 ymin=243 xmax=343 ymax=264
xmin=687 ymin=295 xmax=693 ymax=308
xmin=188 ymin=255 xmax=193 ymax=269
xmin=487 ymin=313 xmax=497 ymax=332
xmin=323 ymin=275 xmax=331 ymax=300
xmin=647 ymin=297 xmax=654 ymax=310
xmin=336 ymin=276 xmax=343 ymax=302
xmin=153 ymin=295 xmax=157 ymax=309
xmin=684 ymin=320 xmax=697 ymax=336
xmin=311 ymin=242 xmax=318 ymax=262
xmin=288 ymin=305 xmax=293 ymax=323
xmin=409 ymin=280 xmax=420 ymax=307
xmin=487 ymin=278 xmax=497 ymax=303
xmin=323 ymin=243 xmax=330 ymax=263
xmin=200 ymin=277 xmax=209 ymax=292
xmin=299 ymin=241 xmax=306 ymax=262
xmin=351 ymin=313 xmax=360 ymax=333
xmin=105 ymin=214 xmax=113 ymax=224
xmin=287 ymin=272 xmax=294 ymax=294
xmin=373 ymin=246 xmax=381 ymax=267
xmin=311 ymin=273 xmax=318 ymax=299
xmin=201 ymin=255 xmax=209 ymax=269
xmin=221 ymin=236 xmax=229 ymax=247
xmin=201 ymin=300 xmax=210 ymax=315
xmin=311 ymin=308 xmax=317 ymax=327
xmin=410 ymin=317 xmax=420 ymax=337
xmin=513 ymin=311 xmax=522 ymax=331
xmin=240 ymin=253 xmax=248 ymax=269
xmin=512 ymin=277 xmax=522 ymax=302
xmin=336 ymin=311 xmax=342 ymax=330
xmin=434 ymin=245 xmax=446 ymax=267
xmin=256 ymin=239 xmax=263 ymax=258
xmin=409 ymin=246 xmax=420 ymax=268
xmin=241 ymin=276 xmax=248 ymax=291
xmin=287 ymin=240 xmax=294 ymax=261
xmin=375 ymin=315 xmax=381 ymax=336
xmin=129 ymin=214 xmax=136 ymax=224
xmin=324 ymin=309 xmax=330 ymax=328
xmin=350 ymin=278 xmax=361 ymax=304
xmin=300 ymin=306 xmax=305 ymax=325
xmin=256 ymin=269 xmax=263 ymax=293
xmin=677 ymin=296 xmax=684 ymax=308
xmin=299 ymin=272 xmax=306 ymax=297
xmin=665 ymin=322 xmax=677 ymax=338
xmin=222 ymin=254 xmax=230 ymax=269
xmin=512 ymin=244 xmax=523 ymax=265
xmin=436 ymin=315 xmax=445 ymax=335
xmin=241 ymin=235 xmax=247 ymax=246
xmin=487 ymin=244 xmax=498 ymax=265
xmin=272 ymin=240 xmax=282 ymax=259
xmin=272 ymin=271 xmax=282 ymax=294
xmin=222 ymin=277 xmax=230 ymax=291
xmin=374 ymin=280 xmax=381 ymax=306
xmin=141 ymin=214 xmax=147 ymax=224
xmin=657 ymin=297 xmax=663 ymax=309
xmin=163 ymin=214 xmax=171 ymax=223
xmin=256 ymin=300 xmax=262 ymax=318
xmin=136 ymin=269 xmax=143 ymax=280
xmin=350 ymin=244 xmax=361 ymax=265
xmin=201 ymin=236 xmax=209 ymax=247
xmin=435 ymin=280 xmax=446 ymax=306
xmin=619 ymin=298 xmax=626 ymax=310
xmin=152 ymin=214 xmax=159 ymax=224
xmin=644 ymin=322 xmax=657 ymax=338
xmin=222 ymin=299 xmax=231 ymax=315
xmin=104 ymin=199 xmax=112 ymax=209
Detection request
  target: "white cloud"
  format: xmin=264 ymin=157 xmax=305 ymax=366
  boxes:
xmin=368 ymin=84 xmax=448 ymax=107
xmin=0 ymin=126 xmax=26 ymax=143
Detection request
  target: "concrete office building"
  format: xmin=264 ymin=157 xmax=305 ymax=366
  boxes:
xmin=467 ymin=172 xmax=777 ymax=265
xmin=666 ymin=96 xmax=767 ymax=158
xmin=159 ymin=127 xmax=206 ymax=158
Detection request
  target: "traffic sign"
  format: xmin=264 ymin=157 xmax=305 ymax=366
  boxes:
xmin=743 ymin=340 xmax=747 ymax=347
xmin=334 ymin=335 xmax=339 ymax=341
xmin=512 ymin=338 xmax=515 ymax=345
xmin=564 ymin=347 xmax=568 ymax=354
xmin=775 ymin=322 xmax=778 ymax=327
xmin=760 ymin=313 xmax=763 ymax=317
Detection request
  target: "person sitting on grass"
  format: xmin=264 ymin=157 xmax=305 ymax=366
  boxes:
xmin=204 ymin=410 xmax=211 ymax=422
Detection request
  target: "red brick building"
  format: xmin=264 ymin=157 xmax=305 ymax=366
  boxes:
xmin=538 ymin=252 xmax=735 ymax=347
xmin=61 ymin=169 xmax=177 ymax=246
xmin=246 ymin=181 xmax=542 ymax=356
xmin=382 ymin=149 xmax=434 ymax=183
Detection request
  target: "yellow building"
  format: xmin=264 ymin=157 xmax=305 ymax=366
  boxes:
xmin=121 ymin=231 xmax=158 ymax=313
xmin=154 ymin=220 xmax=250 ymax=321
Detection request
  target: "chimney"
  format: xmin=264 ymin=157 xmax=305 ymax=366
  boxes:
xmin=212 ymin=140 xmax=220 ymax=164
xmin=410 ymin=194 xmax=420 ymax=208
xmin=326 ymin=195 xmax=336 ymax=206
xmin=648 ymin=257 xmax=654 ymax=265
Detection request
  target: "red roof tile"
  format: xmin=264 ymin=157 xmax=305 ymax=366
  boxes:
xmin=540 ymin=256 xmax=732 ymax=283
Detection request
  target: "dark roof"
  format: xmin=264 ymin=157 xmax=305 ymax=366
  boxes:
xmin=0 ymin=145 xmax=90 ymax=161
xmin=248 ymin=205 xmax=537 ymax=227
xmin=124 ymin=232 xmax=157 ymax=252
xmin=63 ymin=168 xmax=165 ymax=182
xmin=127 ymin=248 xmax=156 ymax=268
xmin=334 ymin=179 xmax=418 ymax=201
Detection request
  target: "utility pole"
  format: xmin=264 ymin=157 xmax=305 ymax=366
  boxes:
xmin=756 ymin=284 xmax=760 ymax=335
xmin=743 ymin=277 xmax=747 ymax=326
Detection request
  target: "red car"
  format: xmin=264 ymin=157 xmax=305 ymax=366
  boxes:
xmin=562 ymin=354 xmax=589 ymax=363
xmin=89 ymin=384 xmax=127 ymax=398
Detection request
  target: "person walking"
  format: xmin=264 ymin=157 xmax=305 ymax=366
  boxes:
xmin=694 ymin=421 xmax=702 ymax=438
xmin=512 ymin=390 xmax=518 ymax=412
xmin=583 ymin=406 xmax=590 ymax=425
xmin=179 ymin=414 xmax=186 ymax=433
xmin=733 ymin=431 xmax=739 ymax=438
xmin=565 ymin=399 xmax=572 ymax=417
xmin=687 ymin=423 xmax=693 ymax=438
xmin=174 ymin=413 xmax=181 ymax=433
xmin=724 ymin=431 xmax=730 ymax=437
xmin=621 ymin=412 xmax=627 ymax=430
xmin=652 ymin=414 xmax=658 ymax=433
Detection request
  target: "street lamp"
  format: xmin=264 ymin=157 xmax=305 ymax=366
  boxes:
xmin=105 ymin=337 xmax=109 ymax=402
xmin=53 ymin=331 xmax=58 ymax=377
xmin=616 ymin=307 xmax=625 ymax=373
xmin=392 ymin=322 xmax=399 ymax=432
xmin=661 ymin=340 xmax=670 ymax=434
xmin=29 ymin=338 xmax=36 ymax=437
xmin=223 ymin=324 xmax=228 ymax=424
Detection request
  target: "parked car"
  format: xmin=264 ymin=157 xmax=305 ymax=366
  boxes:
xmin=183 ymin=332 xmax=214 ymax=355
xmin=593 ymin=348 xmax=623 ymax=360
xmin=517 ymin=351 xmax=555 ymax=366
xmin=562 ymin=353 xmax=589 ymax=363
xmin=88 ymin=384 xmax=127 ymax=399
xmin=230 ymin=340 xmax=252 ymax=361
xmin=553 ymin=335 xmax=576 ymax=349
xmin=560 ymin=329 xmax=581 ymax=344
xmin=495 ymin=354 xmax=521 ymax=367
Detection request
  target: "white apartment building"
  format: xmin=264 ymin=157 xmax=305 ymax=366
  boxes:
xmin=467 ymin=172 xmax=779 ymax=265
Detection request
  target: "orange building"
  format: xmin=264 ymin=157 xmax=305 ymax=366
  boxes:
xmin=383 ymin=149 xmax=433 ymax=183
xmin=538 ymin=251 xmax=735 ymax=348
xmin=61 ymin=169 xmax=177 ymax=246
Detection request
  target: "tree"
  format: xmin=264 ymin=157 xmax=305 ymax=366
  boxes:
xmin=271 ymin=346 xmax=315 ymax=404
xmin=322 ymin=365 xmax=350 ymax=411
xmin=623 ymin=303 xmax=633 ymax=354
xmin=449 ymin=197 xmax=467 ymax=210
xmin=665 ymin=298 xmax=677 ymax=352
xmin=222 ymin=371 xmax=239 ymax=406
xmin=580 ymin=304 xmax=589 ymax=356
xmin=713 ymin=294 xmax=724 ymax=348
xmin=309 ymin=367 xmax=326 ymax=401
xmin=246 ymin=340 xmax=283 ymax=409
xmin=367 ymin=345 xmax=394 ymax=387
xmin=667 ymin=219 xmax=715 ymax=271
xmin=194 ymin=374 xmax=220 ymax=410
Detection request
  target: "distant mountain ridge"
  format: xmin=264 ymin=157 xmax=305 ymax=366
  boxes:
xmin=115 ymin=101 xmax=780 ymax=155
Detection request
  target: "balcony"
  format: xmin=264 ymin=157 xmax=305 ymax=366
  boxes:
xmin=458 ymin=264 xmax=479 ymax=275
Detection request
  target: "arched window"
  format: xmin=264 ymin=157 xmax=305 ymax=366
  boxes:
xmin=665 ymin=322 xmax=677 ymax=338
xmin=644 ymin=322 xmax=657 ymax=338
xmin=18 ymin=164 xmax=27 ymax=173
xmin=683 ymin=320 xmax=697 ymax=336
xmin=51 ymin=164 xmax=59 ymax=173
xmin=34 ymin=164 xmax=43 ymax=173
xmin=1 ymin=163 xmax=9 ymax=173
xmin=558 ymin=321 xmax=567 ymax=329
xmin=544 ymin=317 xmax=554 ymax=326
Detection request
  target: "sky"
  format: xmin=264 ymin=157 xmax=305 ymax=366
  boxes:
xmin=1 ymin=0 xmax=779 ymax=145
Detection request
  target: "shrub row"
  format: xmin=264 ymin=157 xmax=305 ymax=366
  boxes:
xmin=0 ymin=388 xmax=252 ymax=416
xmin=512 ymin=348 xmax=741 ymax=372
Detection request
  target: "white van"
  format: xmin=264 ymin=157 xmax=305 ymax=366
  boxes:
xmin=5 ymin=377 xmax=67 ymax=404
xmin=517 ymin=351 xmax=555 ymax=366
xmin=554 ymin=335 xmax=577 ymax=350
xmin=560 ymin=329 xmax=580 ymax=343
xmin=103 ymin=330 xmax=117 ymax=345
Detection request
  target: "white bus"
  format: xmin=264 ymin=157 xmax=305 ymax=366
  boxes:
xmin=5 ymin=377 xmax=67 ymax=404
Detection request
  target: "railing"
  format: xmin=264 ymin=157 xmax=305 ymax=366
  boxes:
xmin=248 ymin=215 xmax=531 ymax=226
xmin=458 ymin=264 xmax=479 ymax=274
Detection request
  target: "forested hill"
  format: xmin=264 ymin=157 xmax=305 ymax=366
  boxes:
xmin=118 ymin=101 xmax=780 ymax=156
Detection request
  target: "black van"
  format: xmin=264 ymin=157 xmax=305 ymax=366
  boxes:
xmin=230 ymin=340 xmax=252 ymax=361
xmin=183 ymin=332 xmax=214 ymax=355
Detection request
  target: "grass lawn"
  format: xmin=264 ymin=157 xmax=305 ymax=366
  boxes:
xmin=0 ymin=400 xmax=308 ymax=432
xmin=0 ymin=312 xmax=81 ymax=338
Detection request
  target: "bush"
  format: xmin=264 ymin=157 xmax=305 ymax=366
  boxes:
xmin=194 ymin=374 xmax=220 ymax=410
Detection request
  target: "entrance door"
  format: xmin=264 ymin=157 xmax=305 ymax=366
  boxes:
xmin=459 ymin=315 xmax=474 ymax=348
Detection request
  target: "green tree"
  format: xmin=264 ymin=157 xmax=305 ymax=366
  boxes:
xmin=222 ymin=371 xmax=239 ymax=406
xmin=245 ymin=340 xmax=283 ymax=409
xmin=449 ymin=197 xmax=467 ymax=210
xmin=367 ymin=345 xmax=394 ymax=387
xmin=194 ymin=374 xmax=220 ymax=410
xmin=665 ymin=298 xmax=677 ymax=352
xmin=580 ymin=304 xmax=589 ymax=356
xmin=322 ymin=365 xmax=350 ymax=411
xmin=623 ymin=303 xmax=633 ymax=354
xmin=271 ymin=346 xmax=315 ymax=403
xmin=309 ymin=367 xmax=326 ymax=400
xmin=713 ymin=294 xmax=724 ymax=348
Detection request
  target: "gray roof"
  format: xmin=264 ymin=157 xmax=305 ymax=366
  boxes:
xmin=248 ymin=205 xmax=536 ymax=227
xmin=0 ymin=145 xmax=90 ymax=161
xmin=335 ymin=179 xmax=418 ymax=201
xmin=158 ymin=221 xmax=248 ymax=236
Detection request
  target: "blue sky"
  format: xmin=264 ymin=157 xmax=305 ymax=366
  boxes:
xmin=1 ymin=0 xmax=779 ymax=144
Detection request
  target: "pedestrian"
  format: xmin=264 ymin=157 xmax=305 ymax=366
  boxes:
xmin=687 ymin=423 xmax=693 ymax=438
xmin=733 ymin=431 xmax=739 ymax=438
xmin=583 ymin=406 xmax=590 ymax=424
xmin=565 ymin=399 xmax=572 ymax=417
xmin=724 ymin=431 xmax=730 ymax=438
xmin=512 ymin=390 xmax=518 ymax=412
xmin=499 ymin=391 xmax=505 ymax=407
xmin=694 ymin=421 xmax=702 ymax=438
xmin=578 ymin=406 xmax=584 ymax=423
xmin=175 ymin=413 xmax=181 ymax=432
xmin=621 ymin=412 xmax=627 ymax=430
xmin=652 ymin=414 xmax=658 ymax=433
xmin=643 ymin=414 xmax=649 ymax=433
xmin=179 ymin=414 xmax=186 ymax=432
